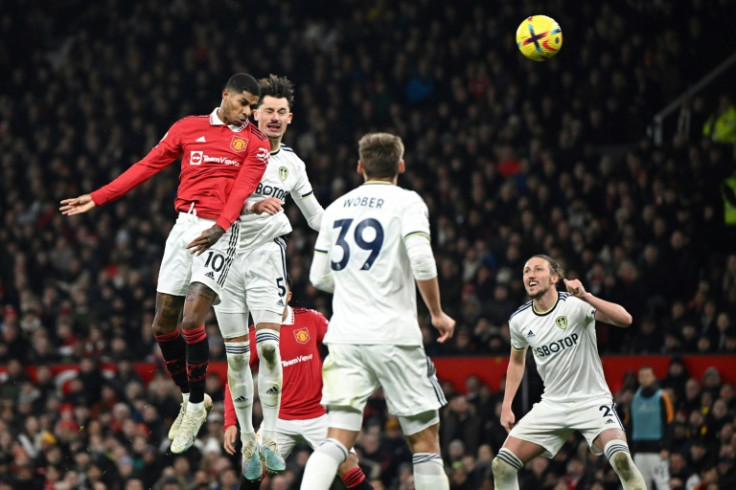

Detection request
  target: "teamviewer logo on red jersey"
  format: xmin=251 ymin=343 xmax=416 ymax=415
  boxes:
xmin=190 ymin=150 xmax=203 ymax=165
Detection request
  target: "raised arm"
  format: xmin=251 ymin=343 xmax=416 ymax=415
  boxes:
xmin=60 ymin=123 xmax=183 ymax=215
xmin=564 ymin=278 xmax=633 ymax=327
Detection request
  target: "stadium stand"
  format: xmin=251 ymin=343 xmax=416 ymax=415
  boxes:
xmin=1 ymin=0 xmax=735 ymax=488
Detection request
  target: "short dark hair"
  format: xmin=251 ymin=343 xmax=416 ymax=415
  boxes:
xmin=530 ymin=254 xmax=565 ymax=280
xmin=257 ymin=74 xmax=295 ymax=109
xmin=358 ymin=133 xmax=404 ymax=179
xmin=225 ymin=73 xmax=260 ymax=96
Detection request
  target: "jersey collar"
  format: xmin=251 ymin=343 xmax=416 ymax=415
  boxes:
xmin=282 ymin=306 xmax=294 ymax=326
xmin=209 ymin=108 xmax=248 ymax=132
xmin=532 ymin=294 xmax=560 ymax=316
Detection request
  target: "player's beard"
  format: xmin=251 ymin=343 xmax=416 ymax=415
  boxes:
xmin=528 ymin=283 xmax=551 ymax=300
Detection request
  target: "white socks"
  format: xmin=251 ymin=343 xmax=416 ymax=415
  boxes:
xmin=300 ymin=439 xmax=348 ymax=489
xmin=492 ymin=448 xmax=522 ymax=490
xmin=605 ymin=440 xmax=647 ymax=490
xmin=256 ymin=329 xmax=282 ymax=439
xmin=225 ymin=341 xmax=255 ymax=435
xmin=413 ymin=453 xmax=449 ymax=489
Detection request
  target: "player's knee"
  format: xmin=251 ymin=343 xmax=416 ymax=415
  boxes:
xmin=258 ymin=341 xmax=277 ymax=363
xmin=492 ymin=456 xmax=518 ymax=480
xmin=151 ymin=319 xmax=176 ymax=336
xmin=492 ymin=448 xmax=524 ymax=485
xmin=180 ymin=317 xmax=199 ymax=332
xmin=226 ymin=350 xmax=247 ymax=370
xmin=405 ymin=428 xmax=440 ymax=454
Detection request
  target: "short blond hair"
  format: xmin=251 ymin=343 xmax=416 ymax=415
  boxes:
xmin=358 ymin=133 xmax=404 ymax=179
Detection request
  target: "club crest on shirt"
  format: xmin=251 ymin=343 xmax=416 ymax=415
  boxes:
xmin=231 ymin=136 xmax=248 ymax=152
xmin=555 ymin=316 xmax=568 ymax=330
xmin=279 ymin=166 xmax=289 ymax=181
xmin=294 ymin=328 xmax=310 ymax=344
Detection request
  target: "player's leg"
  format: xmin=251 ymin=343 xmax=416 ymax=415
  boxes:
xmin=152 ymin=292 xmax=189 ymax=440
xmin=402 ymin=420 xmax=448 ymax=490
xmin=493 ymin=399 xmax=572 ymax=490
xmin=302 ymin=344 xmax=377 ymax=489
xmin=248 ymin=240 xmax=289 ymax=473
xmin=373 ymin=348 xmax=450 ymax=489
xmin=303 ymin=413 xmax=372 ymax=489
xmin=172 ymin=222 xmax=239 ymax=453
xmin=337 ymin=452 xmax=373 ymax=490
xmin=215 ymin=255 xmax=261 ymax=480
xmin=223 ymin=328 xmax=260 ymax=480
xmin=171 ymin=282 xmax=217 ymax=453
xmin=492 ymin=436 xmax=546 ymax=490
xmin=593 ymin=428 xmax=647 ymax=490
xmin=154 ymin=219 xmax=198 ymax=441
xmin=301 ymin=424 xmax=359 ymax=489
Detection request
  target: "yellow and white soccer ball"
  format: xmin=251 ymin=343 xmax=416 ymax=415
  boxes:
xmin=516 ymin=15 xmax=563 ymax=61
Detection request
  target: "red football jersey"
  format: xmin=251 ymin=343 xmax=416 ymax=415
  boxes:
xmin=90 ymin=109 xmax=269 ymax=231
xmin=224 ymin=307 xmax=328 ymax=428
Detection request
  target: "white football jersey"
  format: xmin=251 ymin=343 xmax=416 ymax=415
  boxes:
xmin=509 ymin=292 xmax=611 ymax=403
xmin=238 ymin=145 xmax=322 ymax=250
xmin=314 ymin=182 xmax=431 ymax=346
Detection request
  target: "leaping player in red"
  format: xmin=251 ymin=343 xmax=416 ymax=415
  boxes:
xmin=60 ymin=73 xmax=270 ymax=454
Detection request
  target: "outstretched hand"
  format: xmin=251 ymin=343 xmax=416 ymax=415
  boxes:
xmin=59 ymin=194 xmax=96 ymax=215
xmin=186 ymin=225 xmax=225 ymax=255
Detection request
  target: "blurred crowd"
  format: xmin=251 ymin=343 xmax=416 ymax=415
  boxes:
xmin=1 ymin=0 xmax=736 ymax=488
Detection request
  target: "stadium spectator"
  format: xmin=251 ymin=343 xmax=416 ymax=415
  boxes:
xmin=629 ymin=366 xmax=673 ymax=489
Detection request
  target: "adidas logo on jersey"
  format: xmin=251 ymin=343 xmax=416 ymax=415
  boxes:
xmin=527 ymin=330 xmax=535 ymax=337
xmin=196 ymin=136 xmax=206 ymax=143
xmin=205 ymin=272 xmax=215 ymax=279
xmin=606 ymin=419 xmax=615 ymax=424
xmin=276 ymin=299 xmax=284 ymax=306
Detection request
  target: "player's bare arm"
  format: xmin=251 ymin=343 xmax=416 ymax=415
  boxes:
xmin=500 ymin=346 xmax=527 ymax=432
xmin=59 ymin=194 xmax=96 ymax=215
xmin=185 ymin=225 xmax=225 ymax=256
xmin=416 ymin=277 xmax=455 ymax=343
xmin=564 ymin=278 xmax=633 ymax=327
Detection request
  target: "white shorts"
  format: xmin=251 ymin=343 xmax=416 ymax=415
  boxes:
xmin=214 ymin=239 xmax=287 ymax=336
xmin=157 ymin=212 xmax=239 ymax=303
xmin=321 ymin=344 xmax=446 ymax=425
xmin=509 ymin=397 xmax=624 ymax=458
xmin=256 ymin=414 xmax=357 ymax=459
xmin=260 ymin=414 xmax=328 ymax=458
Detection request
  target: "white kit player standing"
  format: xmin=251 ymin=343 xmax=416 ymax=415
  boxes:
xmin=492 ymin=254 xmax=647 ymax=490
xmin=301 ymin=132 xmax=455 ymax=490
xmin=213 ymin=75 xmax=324 ymax=480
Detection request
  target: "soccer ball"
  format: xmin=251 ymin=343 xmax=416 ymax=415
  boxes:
xmin=515 ymin=15 xmax=563 ymax=61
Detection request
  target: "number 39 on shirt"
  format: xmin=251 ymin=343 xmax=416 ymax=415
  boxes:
xmin=330 ymin=218 xmax=384 ymax=271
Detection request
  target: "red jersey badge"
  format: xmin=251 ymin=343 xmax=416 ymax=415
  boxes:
xmin=294 ymin=328 xmax=310 ymax=344
xmin=231 ymin=136 xmax=248 ymax=152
